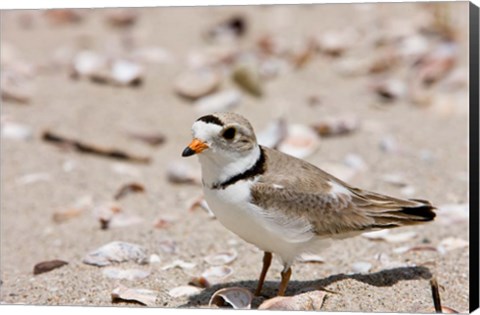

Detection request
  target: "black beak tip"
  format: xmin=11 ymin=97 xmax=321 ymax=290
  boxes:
xmin=182 ymin=147 xmax=195 ymax=157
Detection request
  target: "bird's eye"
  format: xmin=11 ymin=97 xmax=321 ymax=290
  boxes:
xmin=222 ymin=127 xmax=236 ymax=140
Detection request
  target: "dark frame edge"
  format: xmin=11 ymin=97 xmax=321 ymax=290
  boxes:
xmin=469 ymin=1 xmax=480 ymax=313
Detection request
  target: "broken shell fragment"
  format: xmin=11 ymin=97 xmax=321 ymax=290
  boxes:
xmin=110 ymin=59 xmax=144 ymax=86
xmin=297 ymin=253 xmax=325 ymax=264
xmin=351 ymin=261 xmax=372 ymax=274
xmin=311 ymin=116 xmax=360 ymax=137
xmin=208 ymin=287 xmax=253 ymax=309
xmin=168 ymin=285 xmax=203 ymax=298
xmin=193 ymin=89 xmax=242 ymax=114
xmin=111 ymin=285 xmax=158 ymax=306
xmin=114 ymin=182 xmax=145 ymax=200
xmin=204 ymin=250 xmax=238 ymax=266
xmin=232 ymin=63 xmax=262 ymax=97
xmin=52 ymin=195 xmax=93 ymax=223
xmin=259 ymin=290 xmax=326 ymax=311
xmin=102 ymin=267 xmax=150 ymax=280
xmin=33 ymin=260 xmax=68 ymax=275
xmin=174 ymin=69 xmax=221 ymax=99
xmin=83 ymin=241 xmax=148 ymax=266
xmin=278 ymin=124 xmax=320 ymax=159
xmin=207 ymin=15 xmax=247 ymax=43
xmin=201 ymin=266 xmax=233 ymax=284
xmin=166 ymin=161 xmax=201 ymax=185
xmin=161 ymin=260 xmax=196 ymax=271
xmin=1 ymin=120 xmax=33 ymax=140
xmin=71 ymin=50 xmax=107 ymax=78
xmin=369 ymin=78 xmax=407 ymax=102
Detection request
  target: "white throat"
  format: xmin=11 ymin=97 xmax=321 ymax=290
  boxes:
xmin=198 ymin=145 xmax=261 ymax=188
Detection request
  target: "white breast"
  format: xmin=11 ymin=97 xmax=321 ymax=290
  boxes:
xmin=203 ymin=180 xmax=326 ymax=265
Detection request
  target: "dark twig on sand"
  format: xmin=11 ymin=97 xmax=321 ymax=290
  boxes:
xmin=430 ymin=277 xmax=442 ymax=313
xmin=42 ymin=130 xmax=151 ymax=164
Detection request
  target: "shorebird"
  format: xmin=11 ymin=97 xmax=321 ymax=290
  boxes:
xmin=182 ymin=112 xmax=436 ymax=296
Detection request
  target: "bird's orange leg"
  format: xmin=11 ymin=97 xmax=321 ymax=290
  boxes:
xmin=255 ymin=251 xmax=272 ymax=296
xmin=277 ymin=267 xmax=292 ymax=296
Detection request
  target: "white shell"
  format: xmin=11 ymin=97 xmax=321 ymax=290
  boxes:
xmin=161 ymin=259 xmax=196 ymax=271
xmin=111 ymin=59 xmax=143 ymax=85
xmin=111 ymin=285 xmax=158 ymax=306
xmin=1 ymin=121 xmax=33 ymax=140
xmin=72 ymin=50 xmax=106 ymax=77
xmin=204 ymin=250 xmax=238 ymax=266
xmin=168 ymin=285 xmax=203 ymax=298
xmin=193 ymin=89 xmax=242 ymax=114
xmin=362 ymin=230 xmax=417 ymax=243
xmin=201 ymin=266 xmax=233 ymax=285
xmin=351 ymin=261 xmax=372 ymax=274
xmin=103 ymin=267 xmax=150 ymax=280
xmin=297 ymin=253 xmax=325 ymax=264
xmin=208 ymin=287 xmax=253 ymax=309
xmin=278 ymin=124 xmax=320 ymax=159
xmin=83 ymin=241 xmax=148 ymax=266
xmin=259 ymin=290 xmax=326 ymax=310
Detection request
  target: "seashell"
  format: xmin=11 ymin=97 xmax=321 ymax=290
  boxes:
xmin=297 ymin=253 xmax=325 ymax=264
xmin=351 ymin=261 xmax=372 ymax=274
xmin=149 ymin=254 xmax=161 ymax=264
xmin=416 ymin=42 xmax=457 ymax=86
xmin=52 ymin=195 xmax=93 ymax=223
xmin=311 ymin=116 xmax=359 ymax=137
xmin=111 ymin=285 xmax=158 ymax=306
xmin=1 ymin=120 xmax=32 ymax=140
xmin=437 ymin=237 xmax=469 ymax=253
xmin=259 ymin=290 xmax=326 ymax=311
xmin=114 ymin=182 xmax=145 ymax=200
xmin=204 ymin=250 xmax=238 ymax=266
xmin=278 ymin=124 xmax=320 ymax=159
xmin=161 ymin=260 xmax=196 ymax=271
xmin=393 ymin=245 xmax=439 ymax=255
xmin=174 ymin=69 xmax=221 ymax=99
xmin=201 ymin=266 xmax=233 ymax=285
xmin=363 ymin=230 xmax=417 ymax=243
xmin=369 ymin=78 xmax=407 ymax=102
xmin=168 ymin=285 xmax=202 ymax=298
xmin=316 ymin=30 xmax=357 ymax=56
xmin=106 ymin=9 xmax=138 ymax=27
xmin=83 ymin=241 xmax=148 ymax=267
xmin=1 ymin=71 xmax=33 ymax=104
xmin=193 ymin=89 xmax=242 ymax=114
xmin=153 ymin=214 xmax=178 ymax=229
xmin=33 ymin=260 xmax=68 ymax=275
xmin=189 ymin=276 xmax=211 ymax=289
xmin=44 ymin=9 xmax=83 ymax=25
xmin=102 ymin=267 xmax=150 ymax=280
xmin=93 ymin=202 xmax=122 ymax=230
xmin=398 ymin=35 xmax=430 ymax=61
xmin=189 ymin=196 xmax=216 ymax=218
xmin=208 ymin=287 xmax=253 ymax=309
xmin=15 ymin=173 xmax=51 ymax=185
xmin=71 ymin=50 xmax=107 ymax=78
xmin=166 ymin=160 xmax=201 ymax=185
xmin=232 ymin=63 xmax=262 ymax=97
xmin=207 ymin=15 xmax=246 ymax=43
xmin=110 ymin=59 xmax=143 ymax=86
xmin=257 ymin=118 xmax=288 ymax=149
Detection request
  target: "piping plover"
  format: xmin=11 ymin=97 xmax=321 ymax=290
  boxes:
xmin=182 ymin=112 xmax=436 ymax=296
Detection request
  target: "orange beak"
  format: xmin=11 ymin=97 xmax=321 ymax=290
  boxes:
xmin=182 ymin=138 xmax=209 ymax=157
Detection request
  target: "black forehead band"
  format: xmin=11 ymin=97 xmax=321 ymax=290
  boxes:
xmin=196 ymin=115 xmax=224 ymax=126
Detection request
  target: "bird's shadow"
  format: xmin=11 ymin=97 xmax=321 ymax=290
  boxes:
xmin=180 ymin=266 xmax=432 ymax=309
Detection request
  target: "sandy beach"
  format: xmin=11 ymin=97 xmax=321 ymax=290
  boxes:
xmin=1 ymin=2 xmax=470 ymax=312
